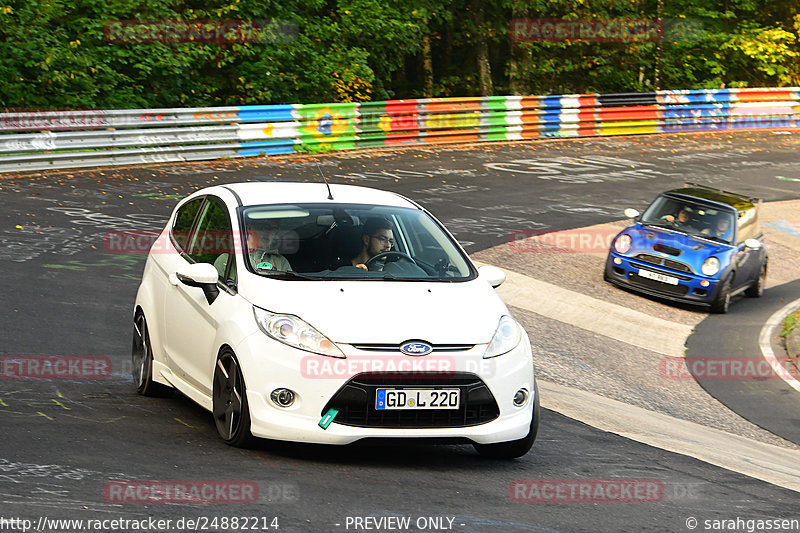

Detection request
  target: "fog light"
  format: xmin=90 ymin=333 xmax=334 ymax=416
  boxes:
xmin=613 ymin=257 xmax=622 ymax=265
xmin=270 ymin=388 xmax=295 ymax=407
xmin=513 ymin=388 xmax=528 ymax=407
xmin=700 ymin=280 xmax=710 ymax=287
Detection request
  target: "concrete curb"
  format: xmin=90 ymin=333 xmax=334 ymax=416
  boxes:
xmin=787 ymin=327 xmax=800 ymax=361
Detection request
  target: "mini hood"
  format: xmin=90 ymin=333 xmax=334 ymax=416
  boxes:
xmin=619 ymin=224 xmax=733 ymax=274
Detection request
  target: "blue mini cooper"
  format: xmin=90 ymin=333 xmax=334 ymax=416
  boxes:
xmin=604 ymin=184 xmax=767 ymax=313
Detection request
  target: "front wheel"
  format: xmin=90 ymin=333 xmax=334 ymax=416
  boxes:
xmin=711 ymin=275 xmax=732 ymax=314
xmin=745 ymin=262 xmax=767 ymax=298
xmin=474 ymin=382 xmax=540 ymax=459
xmin=213 ymin=350 xmax=253 ymax=447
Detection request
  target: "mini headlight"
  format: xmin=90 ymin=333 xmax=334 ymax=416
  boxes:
xmin=253 ymin=307 xmax=345 ymax=358
xmin=484 ymin=316 xmax=522 ymax=359
xmin=613 ymin=234 xmax=632 ymax=254
xmin=701 ymin=257 xmax=721 ymax=277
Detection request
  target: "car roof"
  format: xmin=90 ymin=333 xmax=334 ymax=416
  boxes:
xmin=664 ymin=186 xmax=758 ymax=212
xmin=210 ymin=181 xmax=418 ymax=209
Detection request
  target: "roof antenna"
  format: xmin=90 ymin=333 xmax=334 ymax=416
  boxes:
xmin=317 ymin=163 xmax=334 ymax=200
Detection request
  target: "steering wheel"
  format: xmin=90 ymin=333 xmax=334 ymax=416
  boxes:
xmin=365 ymin=251 xmax=418 ymax=270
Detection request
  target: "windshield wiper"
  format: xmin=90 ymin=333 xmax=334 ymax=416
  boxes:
xmin=642 ymin=222 xmax=678 ymax=231
xmin=697 ymin=235 xmax=729 ymax=244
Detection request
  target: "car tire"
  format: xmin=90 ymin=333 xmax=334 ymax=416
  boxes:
xmin=132 ymin=312 xmax=173 ymax=397
xmin=473 ymin=381 xmax=540 ymax=459
xmin=745 ymin=261 xmax=767 ymax=298
xmin=711 ymin=275 xmax=732 ymax=314
xmin=213 ymin=349 xmax=254 ymax=447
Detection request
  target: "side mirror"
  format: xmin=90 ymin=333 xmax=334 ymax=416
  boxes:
xmin=744 ymin=238 xmax=762 ymax=250
xmin=624 ymin=208 xmax=640 ymax=220
xmin=478 ymin=265 xmax=506 ymax=288
xmin=176 ymin=263 xmax=221 ymax=304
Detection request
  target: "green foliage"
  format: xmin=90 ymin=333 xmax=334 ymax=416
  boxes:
xmin=0 ymin=0 xmax=798 ymax=108
xmin=782 ymin=310 xmax=800 ymax=338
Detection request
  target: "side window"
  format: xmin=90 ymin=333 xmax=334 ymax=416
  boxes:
xmin=171 ymin=198 xmax=204 ymax=252
xmin=737 ymin=208 xmax=759 ymax=243
xmin=187 ymin=197 xmax=234 ymax=279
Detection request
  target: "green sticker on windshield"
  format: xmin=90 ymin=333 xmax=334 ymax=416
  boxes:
xmin=256 ymin=261 xmax=274 ymax=270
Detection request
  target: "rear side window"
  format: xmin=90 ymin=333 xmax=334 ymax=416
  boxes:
xmin=171 ymin=198 xmax=203 ymax=252
xmin=737 ymin=208 xmax=759 ymax=243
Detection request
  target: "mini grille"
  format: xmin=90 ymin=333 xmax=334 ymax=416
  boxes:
xmin=634 ymin=254 xmax=694 ymax=275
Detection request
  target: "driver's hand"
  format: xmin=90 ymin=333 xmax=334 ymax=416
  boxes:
xmin=355 ymin=263 xmax=367 ymax=271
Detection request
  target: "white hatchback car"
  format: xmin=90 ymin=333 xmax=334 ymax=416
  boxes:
xmin=132 ymin=182 xmax=538 ymax=458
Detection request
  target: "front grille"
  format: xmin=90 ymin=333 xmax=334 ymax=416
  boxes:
xmin=323 ymin=372 xmax=499 ymax=428
xmin=629 ymin=272 xmax=690 ymax=296
xmin=351 ymin=343 xmax=474 ymax=352
xmin=634 ymin=254 xmax=694 ymax=275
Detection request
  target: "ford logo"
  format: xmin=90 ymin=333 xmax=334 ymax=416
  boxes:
xmin=400 ymin=342 xmax=433 ymax=356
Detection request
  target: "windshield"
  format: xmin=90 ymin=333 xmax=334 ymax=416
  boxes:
xmin=239 ymin=203 xmax=475 ymax=281
xmin=640 ymin=196 xmax=736 ymax=244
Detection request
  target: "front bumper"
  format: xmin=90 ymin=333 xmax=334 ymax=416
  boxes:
xmin=234 ymin=332 xmax=536 ymax=445
xmin=605 ymin=252 xmax=723 ymax=306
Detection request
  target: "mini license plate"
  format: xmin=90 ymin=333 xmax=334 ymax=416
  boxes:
xmin=637 ymin=268 xmax=679 ymax=285
xmin=375 ymin=389 xmax=460 ymax=410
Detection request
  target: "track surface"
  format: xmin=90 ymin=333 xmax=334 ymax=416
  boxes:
xmin=687 ymin=279 xmax=800 ymax=445
xmin=2 ymin=131 xmax=800 ymax=532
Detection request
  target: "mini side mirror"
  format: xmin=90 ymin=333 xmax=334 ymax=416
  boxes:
xmin=624 ymin=208 xmax=640 ymax=220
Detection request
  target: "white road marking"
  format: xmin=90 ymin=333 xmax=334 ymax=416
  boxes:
xmin=759 ymin=297 xmax=800 ymax=393
xmin=540 ymin=380 xmax=800 ymax=492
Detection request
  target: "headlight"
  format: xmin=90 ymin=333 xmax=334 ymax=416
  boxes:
xmin=701 ymin=257 xmax=721 ymax=277
xmin=253 ymin=307 xmax=345 ymax=358
xmin=613 ymin=234 xmax=632 ymax=254
xmin=483 ymin=316 xmax=522 ymax=358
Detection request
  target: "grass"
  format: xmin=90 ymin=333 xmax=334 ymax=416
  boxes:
xmin=780 ymin=309 xmax=800 ymax=338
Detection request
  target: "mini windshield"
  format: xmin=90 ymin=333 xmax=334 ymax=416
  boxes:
xmin=239 ymin=203 xmax=475 ymax=281
xmin=640 ymin=196 xmax=736 ymax=244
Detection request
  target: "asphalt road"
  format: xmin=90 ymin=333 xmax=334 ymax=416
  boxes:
xmin=2 ymin=130 xmax=800 ymax=532
xmin=687 ymin=279 xmax=800 ymax=445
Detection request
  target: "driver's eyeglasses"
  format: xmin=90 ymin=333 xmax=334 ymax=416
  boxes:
xmin=371 ymin=235 xmax=395 ymax=246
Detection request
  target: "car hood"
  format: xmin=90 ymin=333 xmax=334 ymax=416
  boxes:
xmin=239 ymin=277 xmax=508 ymax=345
xmin=620 ymin=223 xmax=733 ymax=273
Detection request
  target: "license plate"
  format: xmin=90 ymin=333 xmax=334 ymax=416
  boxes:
xmin=375 ymin=389 xmax=460 ymax=410
xmin=637 ymin=268 xmax=679 ymax=285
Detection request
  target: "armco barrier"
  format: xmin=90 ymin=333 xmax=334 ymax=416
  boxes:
xmin=1 ymin=87 xmax=798 ymax=173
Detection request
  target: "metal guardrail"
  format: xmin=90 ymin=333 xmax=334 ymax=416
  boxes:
xmin=1 ymin=87 xmax=798 ymax=173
